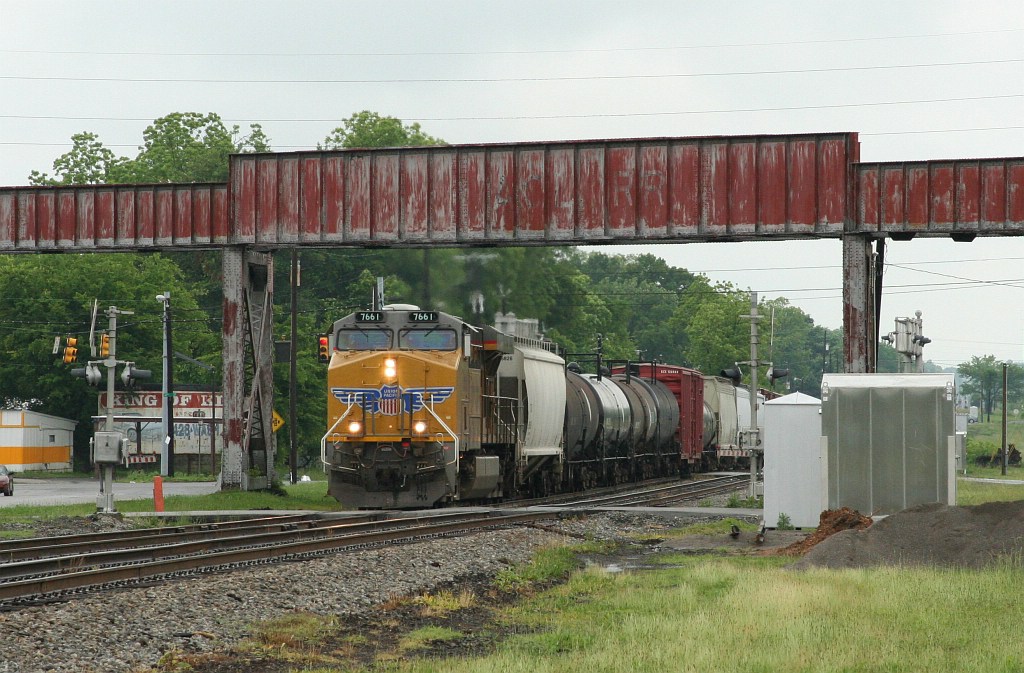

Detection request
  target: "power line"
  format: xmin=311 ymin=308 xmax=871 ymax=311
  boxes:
xmin=4 ymin=58 xmax=1024 ymax=85
xmin=4 ymin=93 xmax=1024 ymax=125
xmin=2 ymin=28 xmax=1020 ymax=57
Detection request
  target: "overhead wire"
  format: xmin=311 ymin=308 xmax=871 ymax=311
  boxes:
xmin=4 ymin=27 xmax=1022 ymax=57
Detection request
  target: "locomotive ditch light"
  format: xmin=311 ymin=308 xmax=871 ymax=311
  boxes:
xmin=412 ymin=420 xmax=428 ymax=434
xmin=347 ymin=420 xmax=363 ymax=435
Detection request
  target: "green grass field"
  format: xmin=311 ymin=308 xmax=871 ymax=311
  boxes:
xmin=384 ymin=557 xmax=1024 ymax=673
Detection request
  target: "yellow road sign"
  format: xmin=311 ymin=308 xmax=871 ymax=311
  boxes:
xmin=272 ymin=410 xmax=285 ymax=433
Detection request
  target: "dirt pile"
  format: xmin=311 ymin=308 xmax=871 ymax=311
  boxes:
xmin=792 ymin=500 xmax=1024 ymax=570
xmin=775 ymin=507 xmax=873 ymax=556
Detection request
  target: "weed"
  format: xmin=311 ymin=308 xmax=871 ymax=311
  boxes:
xmin=252 ymin=611 xmax=338 ymax=648
xmin=414 ymin=589 xmax=477 ymax=616
xmin=726 ymin=492 xmax=763 ymax=508
xmin=776 ymin=512 xmax=794 ymax=530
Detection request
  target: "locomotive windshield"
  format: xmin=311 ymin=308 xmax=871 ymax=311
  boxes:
xmin=399 ymin=328 xmax=458 ymax=351
xmin=335 ymin=329 xmax=392 ymax=350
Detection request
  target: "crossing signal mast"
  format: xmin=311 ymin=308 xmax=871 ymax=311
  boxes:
xmin=736 ymin=292 xmax=789 ymax=500
xmin=61 ymin=305 xmax=152 ymax=513
xmin=881 ymin=310 xmax=930 ymax=373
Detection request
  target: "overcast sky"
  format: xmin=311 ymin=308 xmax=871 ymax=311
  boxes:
xmin=3 ymin=1 xmax=1024 ymax=368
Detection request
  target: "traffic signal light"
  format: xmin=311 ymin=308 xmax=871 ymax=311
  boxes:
xmin=100 ymin=334 xmax=110 ymax=357
xmin=62 ymin=337 xmax=79 ymax=364
xmin=121 ymin=363 xmax=153 ymax=388
xmin=318 ymin=336 xmax=330 ymax=363
xmin=767 ymin=367 xmax=789 ymax=385
xmin=720 ymin=365 xmax=742 ymax=385
xmin=71 ymin=363 xmax=102 ymax=386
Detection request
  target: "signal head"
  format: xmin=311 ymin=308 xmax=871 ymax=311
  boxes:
xmin=62 ymin=336 xmax=79 ymax=364
xmin=720 ymin=365 xmax=743 ymax=385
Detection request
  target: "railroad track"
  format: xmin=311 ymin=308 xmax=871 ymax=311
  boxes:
xmin=0 ymin=510 xmax=556 ymax=607
xmin=0 ymin=475 xmax=754 ymax=608
xmin=544 ymin=474 xmax=751 ymax=508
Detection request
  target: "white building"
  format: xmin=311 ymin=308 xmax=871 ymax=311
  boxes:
xmin=0 ymin=409 xmax=77 ymax=471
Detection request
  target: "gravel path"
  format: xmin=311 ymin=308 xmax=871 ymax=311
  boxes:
xmin=0 ymin=510 xmax=728 ymax=673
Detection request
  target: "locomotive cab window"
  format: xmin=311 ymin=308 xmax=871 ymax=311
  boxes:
xmin=335 ymin=329 xmax=393 ymax=350
xmin=399 ymin=328 xmax=458 ymax=351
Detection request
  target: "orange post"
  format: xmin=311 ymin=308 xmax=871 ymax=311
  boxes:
xmin=153 ymin=475 xmax=165 ymax=512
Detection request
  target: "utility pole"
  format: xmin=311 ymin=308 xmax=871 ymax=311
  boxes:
xmin=157 ymin=292 xmax=174 ymax=477
xmin=1003 ymin=362 xmax=1009 ymax=477
xmin=289 ymin=250 xmax=299 ymax=484
xmin=740 ymin=292 xmax=761 ymax=498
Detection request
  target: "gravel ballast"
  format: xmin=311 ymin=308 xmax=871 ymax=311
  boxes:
xmin=0 ymin=511 xmax=713 ymax=673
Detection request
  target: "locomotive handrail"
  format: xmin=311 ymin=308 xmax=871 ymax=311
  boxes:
xmin=421 ymin=396 xmax=459 ymax=471
xmin=320 ymin=402 xmax=358 ymax=470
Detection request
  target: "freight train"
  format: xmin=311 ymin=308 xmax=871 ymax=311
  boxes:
xmin=320 ymin=305 xmax=765 ymax=508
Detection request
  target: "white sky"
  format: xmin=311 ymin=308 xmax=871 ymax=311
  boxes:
xmin=2 ymin=1 xmax=1024 ymax=368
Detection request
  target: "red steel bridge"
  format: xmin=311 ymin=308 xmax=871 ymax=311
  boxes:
xmin=2 ymin=131 xmax=1022 ymax=487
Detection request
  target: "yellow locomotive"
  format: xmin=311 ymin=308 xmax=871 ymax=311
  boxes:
xmin=321 ymin=304 xmax=565 ymax=508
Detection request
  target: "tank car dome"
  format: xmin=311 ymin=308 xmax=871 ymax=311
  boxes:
xmin=567 ymin=362 xmax=582 ymax=373
xmin=383 ymin=303 xmax=421 ymax=311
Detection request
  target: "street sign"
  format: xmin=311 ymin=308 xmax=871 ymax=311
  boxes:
xmin=272 ymin=410 xmax=285 ymax=433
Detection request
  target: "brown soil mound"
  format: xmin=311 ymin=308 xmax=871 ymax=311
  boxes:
xmin=775 ymin=507 xmax=872 ymax=556
xmin=792 ymin=500 xmax=1024 ymax=570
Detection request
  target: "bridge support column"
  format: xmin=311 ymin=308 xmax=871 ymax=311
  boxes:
xmin=842 ymin=234 xmax=878 ymax=373
xmin=221 ymin=247 xmax=276 ymax=490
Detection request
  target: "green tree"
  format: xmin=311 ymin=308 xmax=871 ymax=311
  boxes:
xmin=321 ymin=110 xmax=443 ymax=149
xmin=28 ymin=132 xmax=127 ymax=186
xmin=29 ymin=113 xmax=270 ymax=186
xmin=958 ymin=355 xmax=1024 ymax=422
xmin=667 ymin=276 xmax=749 ymax=372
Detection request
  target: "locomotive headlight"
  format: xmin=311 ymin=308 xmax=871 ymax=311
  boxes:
xmin=412 ymin=420 xmax=428 ymax=434
xmin=347 ymin=420 xmax=362 ymax=435
xmin=383 ymin=357 xmax=397 ymax=378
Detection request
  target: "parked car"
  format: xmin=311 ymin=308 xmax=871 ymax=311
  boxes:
xmin=0 ymin=465 xmax=12 ymax=496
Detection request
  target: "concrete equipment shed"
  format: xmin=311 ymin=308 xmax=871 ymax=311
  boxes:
xmin=0 ymin=409 xmax=76 ymax=471
xmin=763 ymin=392 xmax=824 ymax=529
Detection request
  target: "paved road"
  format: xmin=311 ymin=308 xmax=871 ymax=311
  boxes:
xmin=0 ymin=478 xmax=220 ymax=508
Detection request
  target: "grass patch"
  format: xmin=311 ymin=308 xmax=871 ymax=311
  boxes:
xmin=957 ymin=478 xmax=1024 ymax=505
xmin=658 ymin=517 xmax=757 ymax=538
xmin=389 ymin=557 xmax=1024 ymax=673
xmin=398 ymin=626 xmax=463 ymax=652
xmin=726 ymin=492 xmax=763 ymax=508
xmin=252 ymin=612 xmax=338 ymax=648
xmin=494 ymin=544 xmax=584 ymax=593
xmin=0 ymin=480 xmax=339 ymax=522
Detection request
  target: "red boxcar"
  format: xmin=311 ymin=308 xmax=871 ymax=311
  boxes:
xmin=619 ymin=364 xmax=705 ymax=466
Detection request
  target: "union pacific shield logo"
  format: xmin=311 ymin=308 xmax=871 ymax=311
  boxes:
xmin=331 ymin=386 xmax=454 ymax=416
xmin=379 ymin=384 xmax=401 ymax=416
